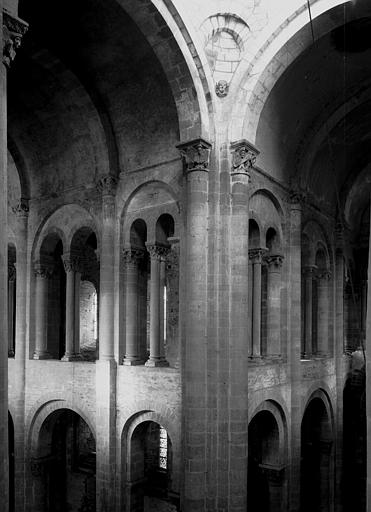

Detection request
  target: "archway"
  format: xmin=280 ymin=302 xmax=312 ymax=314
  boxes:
xmin=301 ymin=395 xmax=334 ymax=512
xmin=127 ymin=420 xmax=175 ymax=512
xmin=248 ymin=409 xmax=286 ymax=512
xmin=32 ymin=408 xmax=96 ymax=512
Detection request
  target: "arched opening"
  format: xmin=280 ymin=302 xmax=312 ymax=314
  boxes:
xmin=8 ymin=244 xmax=16 ymax=357
xmin=123 ymin=219 xmax=149 ymax=365
xmin=128 ymin=421 xmax=174 ymax=511
xmin=301 ymin=396 xmax=333 ymax=512
xmin=34 ymin=234 xmax=65 ymax=359
xmin=248 ymin=410 xmax=285 ymax=512
xmin=155 ymin=214 xmax=175 ymax=362
xmin=69 ymin=229 xmax=99 ymax=361
xmin=80 ymin=280 xmax=98 ymax=361
xmin=262 ymin=227 xmax=283 ymax=357
xmin=8 ymin=411 xmax=15 ymax=512
xmin=343 ymin=360 xmax=366 ymax=511
xmin=314 ymin=247 xmax=330 ymax=356
xmin=33 ymin=409 xmax=96 ymax=512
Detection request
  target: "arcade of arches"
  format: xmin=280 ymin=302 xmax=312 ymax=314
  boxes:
xmin=1 ymin=0 xmax=371 ymax=511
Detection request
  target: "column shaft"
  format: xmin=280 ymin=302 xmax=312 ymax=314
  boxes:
xmin=145 ymin=244 xmax=168 ymax=367
xmin=61 ymin=253 xmax=81 ymax=361
xmin=7 ymin=268 xmax=15 ymax=357
xmin=97 ymin=176 xmax=117 ymax=360
xmin=303 ymin=266 xmax=316 ymax=358
xmin=228 ymin=140 xmax=256 ymax=511
xmin=123 ymin=249 xmax=143 ymax=365
xmin=317 ymin=272 xmax=330 ymax=355
xmin=250 ymin=249 xmax=264 ymax=357
xmin=288 ymin=194 xmax=303 ymax=511
xmin=13 ymin=202 xmax=29 ymax=512
xmin=365 ymin=198 xmax=371 ymax=512
xmin=33 ymin=264 xmax=52 ymax=359
xmin=64 ymin=267 xmax=75 ymax=358
xmin=0 ymin=22 xmax=8 ymax=506
xmin=177 ymin=138 xmax=211 ymax=511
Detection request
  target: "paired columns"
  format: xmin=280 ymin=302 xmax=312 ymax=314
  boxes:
xmin=249 ymin=249 xmax=284 ymax=358
xmin=122 ymin=243 xmax=170 ymax=367
xmin=33 ymin=253 xmax=83 ymax=361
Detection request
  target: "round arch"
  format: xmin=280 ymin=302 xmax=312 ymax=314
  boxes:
xmin=229 ymin=0 xmax=350 ymax=143
xmin=28 ymin=399 xmax=96 ymax=457
xmin=114 ymin=0 xmax=214 ymax=141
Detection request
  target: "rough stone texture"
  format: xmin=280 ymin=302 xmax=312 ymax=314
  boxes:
xmin=3 ymin=1 xmax=371 ymax=511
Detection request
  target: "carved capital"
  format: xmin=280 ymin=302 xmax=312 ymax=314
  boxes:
xmin=249 ymin=248 xmax=266 ymax=264
xmin=317 ymin=269 xmax=331 ymax=281
xmin=176 ymin=138 xmax=212 ymax=174
xmin=34 ymin=260 xmax=53 ymax=279
xmin=288 ymin=189 xmax=306 ymax=207
xmin=146 ymin=243 xmax=170 ymax=261
xmin=122 ymin=247 xmax=145 ymax=265
xmin=302 ymin=265 xmax=317 ymax=278
xmin=259 ymin=464 xmax=286 ymax=485
xmin=96 ymin=174 xmax=118 ymax=197
xmin=8 ymin=263 xmax=16 ymax=282
xmin=230 ymin=139 xmax=259 ymax=177
xmin=30 ymin=458 xmax=43 ymax=477
xmin=3 ymin=11 xmax=28 ymax=68
xmin=12 ymin=197 xmax=29 ymax=217
xmin=319 ymin=439 xmax=333 ymax=455
xmin=265 ymin=254 xmax=284 ymax=271
xmin=61 ymin=252 xmax=82 ymax=273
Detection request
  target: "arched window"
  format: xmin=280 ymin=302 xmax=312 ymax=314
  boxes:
xmin=32 ymin=409 xmax=96 ymax=511
xmin=128 ymin=421 xmax=173 ymax=511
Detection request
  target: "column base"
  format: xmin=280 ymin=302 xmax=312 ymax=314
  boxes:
xmin=61 ymin=353 xmax=82 ymax=362
xmin=33 ymin=352 xmax=52 ymax=360
xmin=123 ymin=357 xmax=145 ymax=366
xmin=8 ymin=350 xmax=15 ymax=358
xmin=145 ymin=358 xmax=169 ymax=367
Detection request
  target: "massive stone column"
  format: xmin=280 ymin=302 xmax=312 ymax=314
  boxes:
xmin=366 ymin=201 xmax=371 ymax=512
xmin=12 ymin=199 xmax=29 ymax=512
xmin=288 ymin=192 xmax=304 ymax=511
xmin=145 ymin=243 xmax=169 ymax=367
xmin=334 ymin=223 xmax=345 ymax=511
xmin=249 ymin=248 xmax=265 ymax=358
xmin=33 ymin=261 xmax=53 ymax=359
xmin=61 ymin=252 xmax=82 ymax=361
xmin=229 ymin=140 xmax=258 ymax=511
xmin=95 ymin=174 xmax=118 ymax=511
xmin=266 ymin=254 xmax=284 ymax=358
xmin=177 ymin=138 xmax=211 ymax=511
xmin=123 ymin=247 xmax=144 ymax=365
xmin=0 ymin=9 xmax=28 ymax=509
